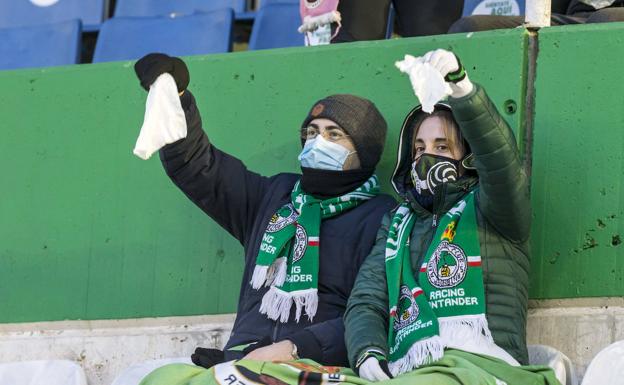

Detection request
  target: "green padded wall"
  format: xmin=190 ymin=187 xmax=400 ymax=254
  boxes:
xmin=530 ymin=23 xmax=624 ymax=298
xmin=0 ymin=30 xmax=527 ymax=323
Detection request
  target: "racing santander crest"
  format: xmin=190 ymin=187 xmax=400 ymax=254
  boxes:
xmin=393 ymin=285 xmax=420 ymax=331
xmin=426 ymin=240 xmax=468 ymax=289
xmin=266 ymin=204 xmax=298 ymax=233
xmin=292 ymin=225 xmax=308 ymax=263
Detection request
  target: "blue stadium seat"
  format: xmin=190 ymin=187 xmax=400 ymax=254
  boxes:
xmin=114 ymin=0 xmax=245 ymax=17
xmin=0 ymin=0 xmax=106 ymax=32
xmin=92 ymin=10 xmax=234 ymax=63
xmin=236 ymin=0 xmax=300 ymax=22
xmin=259 ymin=0 xmax=299 ymax=7
xmin=248 ymin=3 xmax=305 ymax=50
xmin=0 ymin=19 xmax=81 ymax=70
xmin=462 ymin=0 xmax=526 ymax=16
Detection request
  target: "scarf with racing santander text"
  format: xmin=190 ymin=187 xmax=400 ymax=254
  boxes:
xmin=251 ymin=176 xmax=379 ymax=323
xmin=385 ymin=190 xmax=492 ymax=376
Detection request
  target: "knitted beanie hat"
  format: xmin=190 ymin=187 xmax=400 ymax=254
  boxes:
xmin=301 ymin=94 xmax=388 ymax=169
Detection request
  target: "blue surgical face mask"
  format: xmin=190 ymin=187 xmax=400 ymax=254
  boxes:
xmin=298 ymin=136 xmax=355 ymax=170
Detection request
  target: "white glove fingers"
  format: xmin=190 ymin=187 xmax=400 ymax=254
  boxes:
xmin=422 ymin=51 xmax=434 ymax=63
xmin=429 ymin=51 xmax=444 ymax=70
xmin=360 ymin=357 xmax=390 ymax=382
xmin=439 ymin=61 xmax=456 ymax=78
xmin=375 ymin=370 xmax=391 ymax=381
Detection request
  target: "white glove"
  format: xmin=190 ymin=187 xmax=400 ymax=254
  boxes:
xmin=422 ymin=49 xmax=474 ymax=99
xmin=357 ymin=352 xmax=393 ymax=382
xmin=359 ymin=357 xmax=391 ymax=382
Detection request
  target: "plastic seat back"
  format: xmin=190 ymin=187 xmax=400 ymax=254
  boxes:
xmin=110 ymin=357 xmax=192 ymax=385
xmin=0 ymin=19 xmax=81 ymax=70
xmin=114 ymin=0 xmax=245 ymax=18
xmin=528 ymin=344 xmax=578 ymax=385
xmin=581 ymin=340 xmax=624 ymax=385
xmin=249 ymin=3 xmax=304 ymax=50
xmin=93 ymin=10 xmax=234 ymax=63
xmin=462 ymin=0 xmax=526 ymax=16
xmin=0 ymin=0 xmax=106 ymax=31
xmin=0 ymin=360 xmax=87 ymax=385
xmin=259 ymin=0 xmax=299 ymax=7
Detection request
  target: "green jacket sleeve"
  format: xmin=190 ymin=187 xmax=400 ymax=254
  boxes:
xmin=344 ymin=213 xmax=391 ymax=369
xmin=449 ymin=84 xmax=530 ymax=243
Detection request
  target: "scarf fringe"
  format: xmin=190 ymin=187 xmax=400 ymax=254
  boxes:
xmin=265 ymin=257 xmax=287 ymax=287
xmin=439 ymin=315 xmax=493 ymax=346
xmin=259 ymin=287 xmax=318 ymax=323
xmin=250 ymin=265 xmax=268 ymax=290
xmin=294 ymin=290 xmax=318 ymax=322
xmin=388 ymin=335 xmax=444 ymax=377
xmin=250 ymin=258 xmax=287 ymax=289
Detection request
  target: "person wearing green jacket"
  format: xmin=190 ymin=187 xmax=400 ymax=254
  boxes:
xmin=344 ymin=49 xmax=558 ymax=385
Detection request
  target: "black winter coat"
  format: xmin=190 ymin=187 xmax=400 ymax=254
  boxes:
xmin=159 ymin=91 xmax=396 ymax=366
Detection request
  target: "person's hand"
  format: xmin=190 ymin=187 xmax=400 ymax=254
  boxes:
xmin=243 ymin=340 xmax=297 ymax=361
xmin=191 ymin=347 xmax=225 ymax=369
xmin=422 ymin=49 xmax=474 ymax=99
xmin=356 ymin=350 xmax=393 ymax=382
xmin=134 ymin=53 xmax=190 ymax=92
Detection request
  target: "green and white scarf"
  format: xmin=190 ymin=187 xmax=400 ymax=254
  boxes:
xmin=252 ymin=176 xmax=380 ymax=323
xmin=385 ymin=190 xmax=492 ymax=376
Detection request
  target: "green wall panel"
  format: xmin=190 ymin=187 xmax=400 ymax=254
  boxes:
xmin=530 ymin=23 xmax=624 ymax=298
xmin=0 ymin=30 xmax=527 ymax=323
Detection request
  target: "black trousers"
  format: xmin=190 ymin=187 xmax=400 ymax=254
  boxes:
xmin=448 ymin=7 xmax=624 ymax=33
xmin=333 ymin=0 xmax=465 ymax=42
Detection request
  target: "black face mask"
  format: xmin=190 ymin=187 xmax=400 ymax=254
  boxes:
xmin=300 ymin=167 xmax=375 ymax=199
xmin=410 ymin=154 xmax=460 ymax=198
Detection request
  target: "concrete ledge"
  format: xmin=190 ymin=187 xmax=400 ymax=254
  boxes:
xmin=1 ymin=302 xmax=622 ymax=384
xmin=527 ymin=299 xmax=624 ymax=380
xmin=0 ymin=314 xmax=235 ymax=385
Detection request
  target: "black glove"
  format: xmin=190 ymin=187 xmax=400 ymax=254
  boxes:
xmin=134 ymin=53 xmax=190 ymax=92
xmin=191 ymin=347 xmax=225 ymax=369
xmin=191 ymin=337 xmax=273 ymax=369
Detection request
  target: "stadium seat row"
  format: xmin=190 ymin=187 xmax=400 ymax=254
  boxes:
xmin=0 ymin=3 xmax=304 ymax=71
xmin=0 ymin=0 xmax=299 ymax=32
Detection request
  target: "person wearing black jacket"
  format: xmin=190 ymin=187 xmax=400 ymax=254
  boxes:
xmin=133 ymin=53 xmax=396 ymax=367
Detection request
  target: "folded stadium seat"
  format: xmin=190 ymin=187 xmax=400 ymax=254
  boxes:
xmin=528 ymin=345 xmax=578 ymax=385
xmin=0 ymin=0 xmax=106 ymax=32
xmin=581 ymin=340 xmax=624 ymax=385
xmin=92 ymin=10 xmax=234 ymax=63
xmin=0 ymin=19 xmax=81 ymax=70
xmin=110 ymin=357 xmax=192 ymax=385
xmin=0 ymin=360 xmax=87 ymax=385
xmin=114 ymin=0 xmax=245 ymax=18
xmin=462 ymin=0 xmax=526 ymax=17
xmin=248 ymin=3 xmax=305 ymax=50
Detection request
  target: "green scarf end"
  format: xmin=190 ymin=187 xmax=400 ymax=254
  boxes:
xmin=389 ymin=335 xmax=444 ymax=377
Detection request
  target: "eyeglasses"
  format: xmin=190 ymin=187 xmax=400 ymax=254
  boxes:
xmin=300 ymin=126 xmax=350 ymax=143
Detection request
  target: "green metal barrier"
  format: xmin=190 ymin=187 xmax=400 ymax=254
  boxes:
xmin=0 ymin=30 xmax=529 ymax=323
xmin=530 ymin=23 xmax=624 ymax=298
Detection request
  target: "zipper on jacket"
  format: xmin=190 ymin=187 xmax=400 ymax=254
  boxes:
xmin=431 ymin=183 xmax=447 ymax=228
